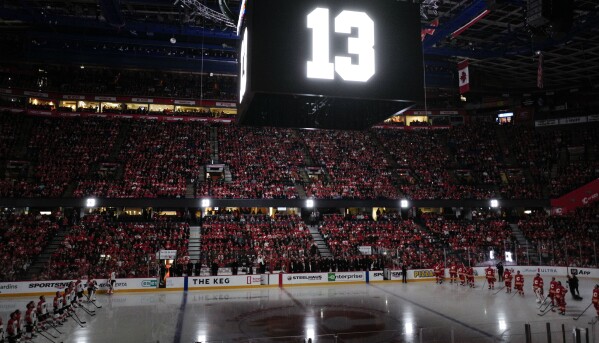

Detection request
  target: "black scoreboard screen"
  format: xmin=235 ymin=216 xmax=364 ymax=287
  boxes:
xmin=238 ymin=0 xmax=424 ymax=130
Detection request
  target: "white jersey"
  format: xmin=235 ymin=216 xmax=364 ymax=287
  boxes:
xmin=37 ymin=301 xmax=47 ymax=315
xmin=76 ymin=282 xmax=85 ymax=293
xmin=110 ymin=271 xmax=116 ymax=281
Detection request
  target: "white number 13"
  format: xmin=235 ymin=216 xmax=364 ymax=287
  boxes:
xmin=307 ymin=8 xmax=375 ymax=82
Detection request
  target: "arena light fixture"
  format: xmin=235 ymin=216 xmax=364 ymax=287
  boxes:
xmin=85 ymin=198 xmax=97 ymax=208
xmin=306 ymin=199 xmax=315 ymax=208
xmin=490 ymin=199 xmax=499 ymax=208
xmin=400 ymin=199 xmax=409 ymax=208
xmin=201 ymin=199 xmax=211 ymax=208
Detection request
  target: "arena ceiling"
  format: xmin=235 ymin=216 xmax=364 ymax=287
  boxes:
xmin=1 ymin=0 xmax=598 ymax=92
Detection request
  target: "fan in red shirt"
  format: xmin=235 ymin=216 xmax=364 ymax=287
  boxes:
xmin=434 ymin=262 xmax=444 ymax=284
xmin=549 ymin=277 xmax=558 ymax=306
xmin=514 ymin=271 xmax=524 ymax=295
xmin=533 ymin=273 xmax=544 ymax=303
xmin=449 ymin=261 xmax=457 ymax=284
xmin=554 ymin=281 xmax=568 ymax=315
xmin=504 ymin=269 xmax=513 ymax=293
xmin=485 ymin=265 xmax=496 ymax=290
xmin=592 ymin=284 xmax=599 ymax=318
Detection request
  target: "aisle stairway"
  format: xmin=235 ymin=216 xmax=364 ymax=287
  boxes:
xmin=307 ymin=225 xmax=332 ymax=258
xmin=510 ymin=223 xmax=539 ymax=265
xmin=188 ymin=226 xmax=201 ymax=262
xmin=24 ymin=228 xmax=69 ymax=280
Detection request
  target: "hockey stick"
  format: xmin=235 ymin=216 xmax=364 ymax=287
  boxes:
xmin=510 ymin=290 xmax=520 ymax=299
xmin=48 ymin=320 xmax=63 ymax=335
xmin=537 ymin=306 xmax=554 ymax=316
xmin=537 ymin=295 xmax=548 ymax=308
xmin=72 ymin=310 xmax=87 ymax=324
xmin=68 ymin=312 xmax=86 ymax=326
xmin=79 ymin=305 xmax=96 ymax=316
xmin=43 ymin=328 xmax=58 ymax=339
xmin=540 ymin=299 xmax=554 ymax=312
xmin=573 ymin=303 xmax=593 ymax=321
xmin=493 ymin=286 xmax=505 ymax=295
xmin=36 ymin=327 xmax=57 ymax=343
xmin=481 ymin=279 xmax=486 ymax=290
xmin=90 ymin=301 xmax=102 ymax=309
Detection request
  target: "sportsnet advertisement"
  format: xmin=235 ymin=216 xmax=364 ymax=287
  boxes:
xmin=284 ymin=272 xmax=365 ymax=285
xmin=188 ymin=275 xmax=262 ymax=289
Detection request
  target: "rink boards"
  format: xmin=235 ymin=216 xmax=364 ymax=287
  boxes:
xmin=1 ymin=266 xmax=598 ymax=297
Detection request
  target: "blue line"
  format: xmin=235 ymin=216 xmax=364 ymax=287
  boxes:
xmin=173 ymin=291 xmax=188 ymax=343
xmin=370 ymin=284 xmax=496 ymax=339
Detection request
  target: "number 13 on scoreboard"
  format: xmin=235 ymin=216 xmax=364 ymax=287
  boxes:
xmin=307 ymin=8 xmax=375 ymax=82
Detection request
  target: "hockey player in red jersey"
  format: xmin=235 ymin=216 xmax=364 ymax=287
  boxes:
xmin=466 ymin=266 xmax=475 ymax=288
xmin=592 ymin=284 xmax=599 ymax=318
xmin=514 ymin=271 xmax=524 ymax=295
xmin=485 ymin=265 xmax=496 ymax=290
xmin=533 ymin=273 xmax=545 ymax=303
xmin=457 ymin=264 xmax=466 ymax=286
xmin=504 ymin=269 xmax=513 ymax=293
xmin=434 ymin=262 xmax=444 ymax=284
xmin=449 ymin=261 xmax=457 ymax=284
xmin=549 ymin=277 xmax=558 ymax=306
xmin=554 ymin=281 xmax=568 ymax=315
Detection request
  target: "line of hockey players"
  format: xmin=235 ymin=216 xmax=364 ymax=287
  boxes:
xmin=433 ymin=261 xmax=599 ymax=319
xmin=0 ymin=277 xmax=99 ymax=343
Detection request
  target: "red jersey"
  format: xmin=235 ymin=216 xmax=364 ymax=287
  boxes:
xmin=549 ymin=280 xmax=558 ymax=294
xmin=592 ymin=288 xmax=599 ymax=304
xmin=515 ymin=274 xmax=524 ymax=285
xmin=485 ymin=268 xmax=495 ymax=278
xmin=533 ymin=276 xmax=544 ymax=289
xmin=503 ymin=270 xmax=512 ymax=281
xmin=466 ymin=267 xmax=474 ymax=277
xmin=555 ymin=285 xmax=567 ymax=299
xmin=457 ymin=266 xmax=464 ymax=275
xmin=449 ymin=264 xmax=457 ymax=274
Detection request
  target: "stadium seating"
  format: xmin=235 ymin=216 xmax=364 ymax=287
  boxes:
xmin=0 ymin=212 xmax=62 ymax=281
xmin=41 ymin=214 xmax=190 ymax=280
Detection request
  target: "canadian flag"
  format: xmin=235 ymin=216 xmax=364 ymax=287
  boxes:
xmin=458 ymin=60 xmax=470 ymax=94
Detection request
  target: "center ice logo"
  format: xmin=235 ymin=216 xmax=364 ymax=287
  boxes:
xmin=328 ymin=273 xmax=336 ymax=282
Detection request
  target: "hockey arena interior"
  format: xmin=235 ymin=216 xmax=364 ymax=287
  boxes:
xmin=0 ymin=0 xmax=599 ymax=342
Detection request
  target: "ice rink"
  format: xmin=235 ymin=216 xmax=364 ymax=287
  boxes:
xmin=1 ymin=275 xmax=597 ymax=343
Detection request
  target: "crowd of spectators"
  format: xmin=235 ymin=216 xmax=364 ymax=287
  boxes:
xmin=319 ymin=211 xmax=443 ymax=269
xmin=74 ymin=121 xmax=211 ymax=198
xmin=41 ymin=214 xmax=190 ymax=280
xmin=517 ymin=203 xmax=599 ymax=267
xmin=0 ymin=111 xmax=597 ymax=200
xmin=0 ymin=212 xmax=63 ymax=281
xmin=421 ymin=212 xmax=513 ymax=266
xmin=200 ymin=212 xmax=318 ymax=273
xmin=196 ymin=127 xmax=303 ymax=199
xmin=300 ymin=130 xmax=399 ymax=199
xmin=20 ymin=118 xmax=120 ymax=197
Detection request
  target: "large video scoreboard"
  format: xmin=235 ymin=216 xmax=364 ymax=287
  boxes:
xmin=238 ymin=0 xmax=423 ymax=130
